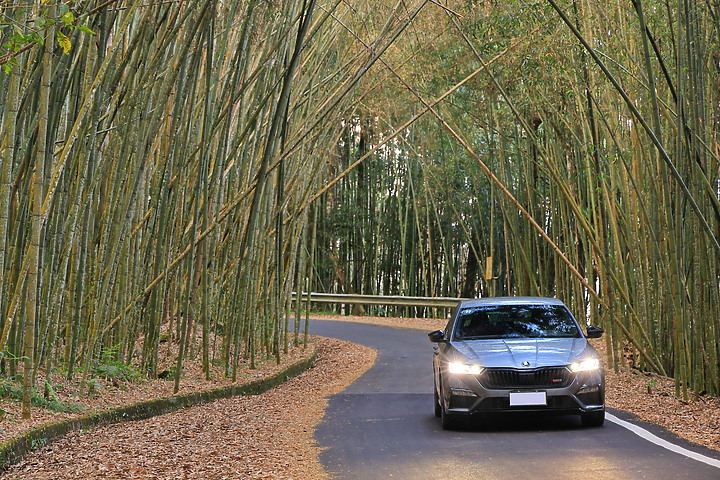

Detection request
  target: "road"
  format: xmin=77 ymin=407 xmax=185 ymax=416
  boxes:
xmin=307 ymin=319 xmax=720 ymax=480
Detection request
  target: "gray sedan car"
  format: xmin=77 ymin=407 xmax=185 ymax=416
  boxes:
xmin=429 ymin=297 xmax=605 ymax=429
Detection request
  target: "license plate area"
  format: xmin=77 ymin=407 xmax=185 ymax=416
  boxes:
xmin=509 ymin=391 xmax=547 ymax=406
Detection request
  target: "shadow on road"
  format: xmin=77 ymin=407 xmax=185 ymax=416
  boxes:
xmin=437 ymin=411 xmax=589 ymax=433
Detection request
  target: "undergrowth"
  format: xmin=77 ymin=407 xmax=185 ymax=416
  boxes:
xmin=0 ymin=381 xmax=83 ymax=413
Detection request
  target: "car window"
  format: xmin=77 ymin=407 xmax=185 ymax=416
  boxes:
xmin=453 ymin=305 xmax=581 ymax=339
xmin=444 ymin=305 xmax=458 ymax=338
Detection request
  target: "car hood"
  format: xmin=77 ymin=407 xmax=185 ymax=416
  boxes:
xmin=453 ymin=338 xmax=590 ymax=368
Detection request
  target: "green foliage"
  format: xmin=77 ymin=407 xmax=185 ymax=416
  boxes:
xmin=0 ymin=381 xmax=83 ymax=413
xmin=0 ymin=29 xmax=42 ymax=51
xmin=0 ymin=6 xmax=95 ymax=70
xmin=646 ymin=380 xmax=658 ymax=394
xmin=95 ymin=346 xmax=142 ymax=383
xmin=86 ymin=377 xmax=101 ymax=397
xmin=30 ymin=437 xmax=47 ymax=450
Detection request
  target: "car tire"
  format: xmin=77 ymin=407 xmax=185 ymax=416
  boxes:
xmin=437 ymin=381 xmax=457 ymax=429
xmin=433 ymin=379 xmax=442 ymax=418
xmin=441 ymin=405 xmax=461 ymax=430
xmin=581 ymin=410 xmax=605 ymax=427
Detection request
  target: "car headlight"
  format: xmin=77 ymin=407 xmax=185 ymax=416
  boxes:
xmin=448 ymin=362 xmax=483 ymax=375
xmin=570 ymin=358 xmax=600 ymax=373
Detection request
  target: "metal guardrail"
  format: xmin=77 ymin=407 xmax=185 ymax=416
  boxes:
xmin=291 ymin=292 xmax=465 ymax=308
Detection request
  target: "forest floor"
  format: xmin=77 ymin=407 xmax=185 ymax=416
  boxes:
xmin=0 ymin=314 xmax=718 ymax=479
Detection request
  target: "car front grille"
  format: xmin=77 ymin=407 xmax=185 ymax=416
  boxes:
xmin=481 ymin=367 xmax=570 ymax=389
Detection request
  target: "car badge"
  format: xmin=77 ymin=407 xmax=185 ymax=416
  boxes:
xmin=521 ymin=361 xmax=531 ymax=367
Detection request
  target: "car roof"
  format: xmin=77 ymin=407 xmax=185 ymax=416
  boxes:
xmin=456 ymin=297 xmax=566 ymax=308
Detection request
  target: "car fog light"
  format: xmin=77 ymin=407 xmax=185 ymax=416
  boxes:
xmin=450 ymin=388 xmax=477 ymax=397
xmin=578 ymin=384 xmax=600 ymax=394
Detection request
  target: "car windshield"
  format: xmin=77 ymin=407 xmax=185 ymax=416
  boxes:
xmin=453 ymin=304 xmax=581 ymax=339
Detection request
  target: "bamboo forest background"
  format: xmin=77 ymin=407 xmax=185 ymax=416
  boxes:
xmin=0 ymin=0 xmax=718 ymax=418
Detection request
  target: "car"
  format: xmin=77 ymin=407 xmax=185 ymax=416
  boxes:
xmin=428 ymin=297 xmax=605 ymax=430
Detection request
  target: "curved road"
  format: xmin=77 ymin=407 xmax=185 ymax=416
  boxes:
xmin=308 ymin=320 xmax=720 ymax=480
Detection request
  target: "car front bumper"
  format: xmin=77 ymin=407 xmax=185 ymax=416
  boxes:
xmin=442 ymin=368 xmax=604 ymax=415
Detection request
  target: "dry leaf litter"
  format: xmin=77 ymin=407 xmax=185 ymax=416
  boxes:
xmin=2 ymin=336 xmax=375 ymax=479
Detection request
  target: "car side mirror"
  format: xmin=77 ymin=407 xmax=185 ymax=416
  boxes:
xmin=428 ymin=330 xmax=446 ymax=343
xmin=586 ymin=326 xmax=604 ymax=339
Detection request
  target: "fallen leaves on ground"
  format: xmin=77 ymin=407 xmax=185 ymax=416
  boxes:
xmin=0 ymin=331 xmax=313 ymax=445
xmin=1 ymin=337 xmax=376 ymax=479
xmin=601 ymin=346 xmax=720 ymax=450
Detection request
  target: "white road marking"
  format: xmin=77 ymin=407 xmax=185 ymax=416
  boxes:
xmin=606 ymin=412 xmax=720 ymax=469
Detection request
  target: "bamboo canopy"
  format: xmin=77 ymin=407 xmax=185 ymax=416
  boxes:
xmin=0 ymin=0 xmax=718 ymax=418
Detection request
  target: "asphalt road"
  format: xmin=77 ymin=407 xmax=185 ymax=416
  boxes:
xmin=307 ymin=319 xmax=720 ymax=480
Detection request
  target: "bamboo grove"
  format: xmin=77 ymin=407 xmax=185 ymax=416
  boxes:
xmin=312 ymin=0 xmax=720 ymax=397
xmin=0 ymin=0 xmax=430 ymax=416
xmin=0 ymin=0 xmax=718 ymax=419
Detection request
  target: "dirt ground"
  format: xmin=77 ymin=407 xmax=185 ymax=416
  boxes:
xmin=0 ymin=314 xmax=718 ymax=479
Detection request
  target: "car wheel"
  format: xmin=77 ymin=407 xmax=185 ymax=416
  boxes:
xmin=441 ymin=405 xmax=460 ymax=430
xmin=581 ymin=410 xmax=605 ymax=427
xmin=433 ymin=379 xmax=442 ymax=418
